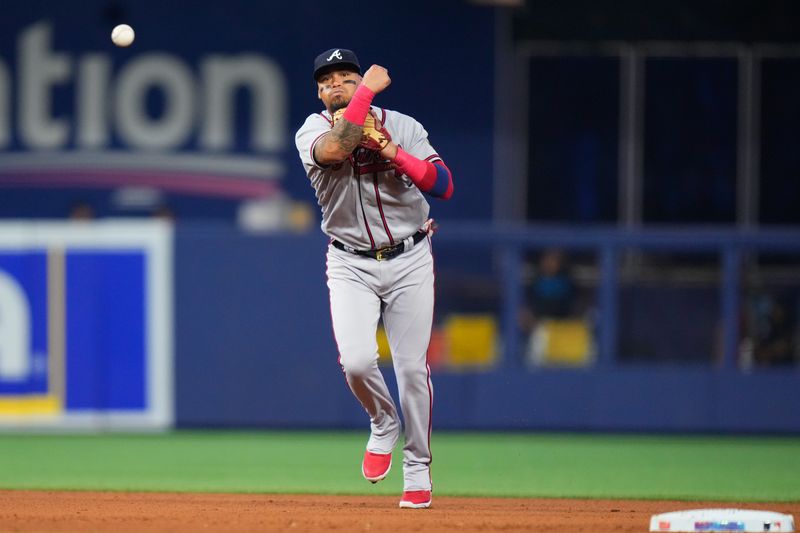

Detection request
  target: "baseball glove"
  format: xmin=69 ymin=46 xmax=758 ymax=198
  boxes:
xmin=332 ymin=109 xmax=392 ymax=151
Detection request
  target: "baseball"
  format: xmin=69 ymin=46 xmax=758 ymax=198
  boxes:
xmin=111 ymin=24 xmax=135 ymax=47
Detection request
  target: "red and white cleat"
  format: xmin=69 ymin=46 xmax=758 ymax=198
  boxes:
xmin=362 ymin=451 xmax=392 ymax=483
xmin=399 ymin=490 xmax=432 ymax=509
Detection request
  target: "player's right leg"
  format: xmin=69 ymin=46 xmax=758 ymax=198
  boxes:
xmin=327 ymin=248 xmax=400 ymax=481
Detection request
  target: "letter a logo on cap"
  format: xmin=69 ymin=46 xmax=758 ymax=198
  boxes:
xmin=327 ymin=49 xmax=343 ymax=62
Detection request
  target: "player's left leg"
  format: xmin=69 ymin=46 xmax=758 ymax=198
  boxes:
xmin=381 ymin=239 xmax=435 ymax=502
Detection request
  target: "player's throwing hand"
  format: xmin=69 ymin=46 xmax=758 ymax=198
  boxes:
xmin=361 ymin=65 xmax=391 ymax=94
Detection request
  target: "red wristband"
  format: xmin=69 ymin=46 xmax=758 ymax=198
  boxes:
xmin=393 ymin=148 xmax=437 ymax=190
xmin=394 ymin=147 xmax=425 ymax=175
xmin=342 ymin=85 xmax=375 ymax=126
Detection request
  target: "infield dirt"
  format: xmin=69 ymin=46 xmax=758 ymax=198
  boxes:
xmin=0 ymin=490 xmax=797 ymax=532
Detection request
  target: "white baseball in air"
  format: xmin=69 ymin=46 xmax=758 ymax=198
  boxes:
xmin=111 ymin=24 xmax=135 ymax=47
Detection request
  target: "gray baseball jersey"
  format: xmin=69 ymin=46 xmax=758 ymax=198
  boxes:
xmin=295 ymin=106 xmax=440 ymax=493
xmin=296 ymin=107 xmax=439 ymax=249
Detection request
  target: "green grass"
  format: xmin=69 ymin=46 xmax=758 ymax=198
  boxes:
xmin=0 ymin=431 xmax=797 ymax=501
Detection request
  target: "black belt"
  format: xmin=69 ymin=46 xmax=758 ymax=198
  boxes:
xmin=332 ymin=230 xmax=427 ymax=261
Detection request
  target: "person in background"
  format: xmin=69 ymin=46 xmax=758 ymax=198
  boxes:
xmin=519 ymin=249 xmax=582 ymax=366
xmin=751 ymin=294 xmax=797 ymax=366
xmin=527 ymin=248 xmax=576 ymax=321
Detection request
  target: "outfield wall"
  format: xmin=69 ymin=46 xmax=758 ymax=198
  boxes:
xmin=1 ymin=221 xmax=796 ymax=432
xmin=174 ymin=224 xmax=800 ymax=433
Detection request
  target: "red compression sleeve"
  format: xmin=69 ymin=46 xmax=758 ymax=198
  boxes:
xmin=342 ymin=85 xmax=375 ymax=126
xmin=393 ymin=148 xmax=453 ymax=200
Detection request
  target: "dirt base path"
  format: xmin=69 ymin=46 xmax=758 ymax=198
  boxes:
xmin=0 ymin=490 xmax=796 ymax=532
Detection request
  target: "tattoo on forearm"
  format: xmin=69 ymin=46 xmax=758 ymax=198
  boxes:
xmin=330 ymin=119 xmax=362 ymax=153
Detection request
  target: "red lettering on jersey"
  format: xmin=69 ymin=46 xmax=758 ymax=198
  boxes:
xmin=353 ymin=148 xmax=393 ymax=175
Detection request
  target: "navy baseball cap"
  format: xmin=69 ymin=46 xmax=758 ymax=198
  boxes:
xmin=313 ymin=48 xmax=361 ymax=81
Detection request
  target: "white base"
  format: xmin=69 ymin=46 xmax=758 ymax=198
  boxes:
xmin=650 ymin=508 xmax=794 ymax=532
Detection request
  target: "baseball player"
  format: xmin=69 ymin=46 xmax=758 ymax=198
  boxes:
xmin=295 ymin=48 xmax=453 ymax=509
